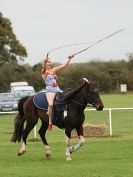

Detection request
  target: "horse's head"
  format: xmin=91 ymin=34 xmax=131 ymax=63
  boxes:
xmin=80 ymin=78 xmax=104 ymax=111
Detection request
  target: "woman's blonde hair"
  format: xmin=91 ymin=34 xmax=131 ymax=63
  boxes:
xmin=41 ymin=58 xmax=50 ymax=74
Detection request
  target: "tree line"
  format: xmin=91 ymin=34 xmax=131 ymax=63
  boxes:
xmin=0 ymin=12 xmax=133 ymax=93
xmin=0 ymin=58 xmax=133 ymax=93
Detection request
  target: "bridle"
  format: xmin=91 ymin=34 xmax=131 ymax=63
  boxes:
xmin=71 ymin=82 xmax=99 ymax=108
xmin=71 ymin=99 xmax=93 ymax=108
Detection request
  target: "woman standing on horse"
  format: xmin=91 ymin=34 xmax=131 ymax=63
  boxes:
xmin=41 ymin=54 xmax=75 ymax=131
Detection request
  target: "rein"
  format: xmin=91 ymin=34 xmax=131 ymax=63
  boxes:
xmin=71 ymin=99 xmax=86 ymax=106
xmin=72 ymin=99 xmax=93 ymax=107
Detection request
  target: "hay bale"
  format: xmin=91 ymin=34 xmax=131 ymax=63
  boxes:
xmin=71 ymin=123 xmax=107 ymax=138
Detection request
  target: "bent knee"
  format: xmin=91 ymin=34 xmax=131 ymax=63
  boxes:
xmin=48 ymin=104 xmax=53 ymax=107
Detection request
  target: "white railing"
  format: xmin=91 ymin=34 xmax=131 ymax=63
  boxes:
xmin=0 ymin=111 xmax=18 ymax=114
xmin=33 ymin=107 xmax=133 ymax=138
xmin=1 ymin=108 xmax=133 ymax=138
xmin=85 ymin=108 xmax=133 ymax=136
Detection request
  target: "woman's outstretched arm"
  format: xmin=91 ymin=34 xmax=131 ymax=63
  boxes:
xmin=53 ymin=54 xmax=75 ymax=73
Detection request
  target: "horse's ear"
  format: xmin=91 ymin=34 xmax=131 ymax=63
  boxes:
xmin=79 ymin=77 xmax=89 ymax=84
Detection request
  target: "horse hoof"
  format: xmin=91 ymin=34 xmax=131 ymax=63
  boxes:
xmin=46 ymin=153 xmax=51 ymax=159
xmin=66 ymin=156 xmax=72 ymax=161
xmin=18 ymin=150 xmax=26 ymax=156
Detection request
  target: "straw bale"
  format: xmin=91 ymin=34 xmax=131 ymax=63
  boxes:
xmin=71 ymin=123 xmax=106 ymax=138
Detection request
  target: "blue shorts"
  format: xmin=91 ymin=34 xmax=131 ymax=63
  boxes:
xmin=46 ymin=85 xmax=62 ymax=93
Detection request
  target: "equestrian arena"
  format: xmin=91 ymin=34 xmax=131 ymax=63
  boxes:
xmin=0 ymin=93 xmax=133 ymax=177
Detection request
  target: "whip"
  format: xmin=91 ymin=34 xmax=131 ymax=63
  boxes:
xmin=46 ymin=42 xmax=96 ymax=59
xmin=46 ymin=29 xmax=125 ymax=58
xmin=73 ymin=29 xmax=125 ymax=56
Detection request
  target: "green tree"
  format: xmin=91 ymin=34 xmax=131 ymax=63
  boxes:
xmin=0 ymin=12 xmax=27 ymax=66
xmin=0 ymin=61 xmax=27 ymax=91
xmin=127 ymin=53 xmax=133 ymax=71
xmin=0 ymin=62 xmax=44 ymax=92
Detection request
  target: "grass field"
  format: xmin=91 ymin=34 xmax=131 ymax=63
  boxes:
xmin=0 ymin=93 xmax=133 ymax=177
xmin=101 ymin=92 xmax=133 ymax=108
xmin=0 ymin=138 xmax=133 ymax=177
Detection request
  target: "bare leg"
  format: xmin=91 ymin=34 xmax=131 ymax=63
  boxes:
xmin=46 ymin=92 xmax=56 ymax=131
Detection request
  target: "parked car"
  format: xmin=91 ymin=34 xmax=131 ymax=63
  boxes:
xmin=0 ymin=93 xmax=18 ymax=112
xmin=10 ymin=82 xmax=35 ymax=101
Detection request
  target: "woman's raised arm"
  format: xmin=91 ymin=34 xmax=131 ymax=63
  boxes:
xmin=53 ymin=54 xmax=75 ymax=73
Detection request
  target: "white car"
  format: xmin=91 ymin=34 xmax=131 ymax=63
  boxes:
xmin=10 ymin=86 xmax=35 ymax=101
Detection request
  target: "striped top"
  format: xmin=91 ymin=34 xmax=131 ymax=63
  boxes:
xmin=44 ymin=72 xmax=62 ymax=93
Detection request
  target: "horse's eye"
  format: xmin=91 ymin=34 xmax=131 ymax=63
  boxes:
xmin=90 ymin=87 xmax=99 ymax=93
xmin=94 ymin=88 xmax=98 ymax=92
xmin=90 ymin=87 xmax=95 ymax=92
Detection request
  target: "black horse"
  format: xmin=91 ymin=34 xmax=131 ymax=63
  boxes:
xmin=11 ymin=78 xmax=104 ymax=161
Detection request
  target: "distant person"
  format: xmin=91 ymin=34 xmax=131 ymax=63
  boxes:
xmin=41 ymin=54 xmax=75 ymax=131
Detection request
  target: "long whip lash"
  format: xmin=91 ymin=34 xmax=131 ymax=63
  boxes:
xmin=73 ymin=29 xmax=125 ymax=56
xmin=46 ymin=29 xmax=125 ymax=58
xmin=46 ymin=42 xmax=96 ymax=58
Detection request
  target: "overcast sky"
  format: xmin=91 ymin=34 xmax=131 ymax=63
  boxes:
xmin=1 ymin=0 xmax=133 ymax=65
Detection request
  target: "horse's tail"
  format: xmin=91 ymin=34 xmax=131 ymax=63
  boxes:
xmin=11 ymin=96 xmax=29 ymax=143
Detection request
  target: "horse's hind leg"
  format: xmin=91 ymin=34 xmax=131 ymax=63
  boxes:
xmin=38 ymin=120 xmax=51 ymax=159
xmin=18 ymin=118 xmax=38 ymax=156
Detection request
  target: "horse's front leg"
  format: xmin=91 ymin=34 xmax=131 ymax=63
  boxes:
xmin=38 ymin=120 xmax=51 ymax=159
xmin=65 ymin=128 xmax=72 ymax=161
xmin=70 ymin=126 xmax=85 ymax=154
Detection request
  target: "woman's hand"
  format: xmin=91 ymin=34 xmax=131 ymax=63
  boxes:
xmin=68 ymin=54 xmax=75 ymax=60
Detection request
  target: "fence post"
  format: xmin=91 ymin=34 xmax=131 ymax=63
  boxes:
xmin=33 ymin=125 xmax=37 ymax=139
xmin=109 ymin=108 xmax=112 ymax=136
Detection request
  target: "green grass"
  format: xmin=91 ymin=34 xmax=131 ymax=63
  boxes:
xmin=101 ymin=92 xmax=133 ymax=108
xmin=0 ymin=93 xmax=133 ymax=177
xmin=0 ymin=138 xmax=133 ymax=177
xmin=85 ymin=92 xmax=133 ymax=137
